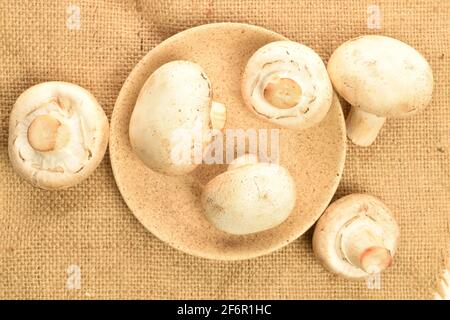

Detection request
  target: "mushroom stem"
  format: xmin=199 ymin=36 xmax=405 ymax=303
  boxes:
xmin=27 ymin=115 xmax=69 ymax=152
xmin=210 ymin=101 xmax=226 ymax=130
xmin=346 ymin=107 xmax=386 ymax=147
xmin=341 ymin=226 xmax=392 ymax=274
xmin=263 ymin=77 xmax=302 ymax=109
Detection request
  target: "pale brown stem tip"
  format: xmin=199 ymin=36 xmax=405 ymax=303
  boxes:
xmin=341 ymin=224 xmax=393 ymax=275
xmin=264 ymin=77 xmax=302 ymax=109
xmin=360 ymin=246 xmax=392 ymax=274
xmin=346 ymin=107 xmax=386 ymax=147
xmin=27 ymin=115 xmax=61 ymax=152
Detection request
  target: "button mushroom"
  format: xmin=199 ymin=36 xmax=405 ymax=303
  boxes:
xmin=129 ymin=60 xmax=226 ymax=175
xmin=201 ymin=154 xmax=296 ymax=235
xmin=8 ymin=81 xmax=109 ymax=190
xmin=241 ymin=40 xmax=333 ymax=129
xmin=312 ymin=194 xmax=399 ymax=280
xmin=327 ymin=35 xmax=433 ymax=146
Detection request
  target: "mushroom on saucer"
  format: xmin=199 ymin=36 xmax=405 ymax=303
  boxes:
xmin=313 ymin=194 xmax=400 ymax=280
xmin=241 ymin=41 xmax=333 ymax=129
xmin=327 ymin=35 xmax=433 ymax=146
xmin=202 ymin=154 xmax=296 ymax=235
xmin=8 ymin=81 xmax=109 ymax=190
xmin=129 ymin=60 xmax=226 ymax=176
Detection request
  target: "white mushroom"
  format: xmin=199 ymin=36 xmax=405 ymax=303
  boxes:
xmin=201 ymin=154 xmax=296 ymax=235
xmin=312 ymin=194 xmax=400 ymax=280
xmin=129 ymin=60 xmax=226 ymax=175
xmin=327 ymin=35 xmax=434 ymax=146
xmin=241 ymin=40 xmax=333 ymax=129
xmin=8 ymin=81 xmax=109 ymax=190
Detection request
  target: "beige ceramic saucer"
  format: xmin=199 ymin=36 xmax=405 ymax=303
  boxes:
xmin=110 ymin=23 xmax=346 ymax=260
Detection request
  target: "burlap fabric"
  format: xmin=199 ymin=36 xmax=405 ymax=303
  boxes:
xmin=0 ymin=0 xmax=448 ymax=299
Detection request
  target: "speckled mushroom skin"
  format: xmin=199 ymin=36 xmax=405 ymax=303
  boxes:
xmin=327 ymin=35 xmax=433 ymax=118
xmin=110 ymin=23 xmax=346 ymax=260
xmin=129 ymin=61 xmax=216 ymax=176
xmin=201 ymin=158 xmax=297 ymax=235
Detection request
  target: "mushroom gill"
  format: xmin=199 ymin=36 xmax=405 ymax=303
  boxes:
xmin=14 ymin=99 xmax=90 ymax=174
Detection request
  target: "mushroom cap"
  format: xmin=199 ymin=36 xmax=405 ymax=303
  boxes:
xmin=327 ymin=35 xmax=433 ymax=118
xmin=8 ymin=81 xmax=109 ymax=190
xmin=241 ymin=40 xmax=333 ymax=129
xmin=129 ymin=60 xmax=215 ymax=175
xmin=312 ymin=194 xmax=400 ymax=279
xmin=201 ymin=155 xmax=296 ymax=235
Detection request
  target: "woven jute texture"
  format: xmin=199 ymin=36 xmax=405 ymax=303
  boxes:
xmin=0 ymin=0 xmax=449 ymax=299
